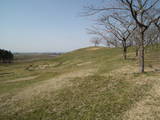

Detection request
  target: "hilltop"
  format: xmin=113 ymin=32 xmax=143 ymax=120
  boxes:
xmin=0 ymin=46 xmax=160 ymax=120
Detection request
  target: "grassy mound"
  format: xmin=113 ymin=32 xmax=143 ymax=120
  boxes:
xmin=0 ymin=46 xmax=160 ymax=120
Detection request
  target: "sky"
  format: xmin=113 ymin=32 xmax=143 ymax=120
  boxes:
xmin=0 ymin=0 xmax=100 ymax=52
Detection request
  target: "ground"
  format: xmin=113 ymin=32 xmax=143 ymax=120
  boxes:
xmin=0 ymin=46 xmax=160 ymax=120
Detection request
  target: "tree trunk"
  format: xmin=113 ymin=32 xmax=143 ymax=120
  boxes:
xmin=95 ymin=43 xmax=97 ymax=47
xmin=123 ymin=40 xmax=127 ymax=60
xmin=139 ymin=30 xmax=145 ymax=73
xmin=136 ymin=47 xmax=138 ymax=57
xmin=158 ymin=28 xmax=160 ymax=32
xmin=123 ymin=47 xmax=127 ymax=60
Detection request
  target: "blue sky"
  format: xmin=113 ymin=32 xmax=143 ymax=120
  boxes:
xmin=0 ymin=0 xmax=100 ymax=52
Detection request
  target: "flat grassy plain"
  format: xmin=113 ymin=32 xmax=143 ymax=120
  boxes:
xmin=0 ymin=46 xmax=160 ymax=120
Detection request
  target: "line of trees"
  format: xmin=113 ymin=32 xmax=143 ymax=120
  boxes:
xmin=84 ymin=0 xmax=160 ymax=73
xmin=0 ymin=49 xmax=14 ymax=63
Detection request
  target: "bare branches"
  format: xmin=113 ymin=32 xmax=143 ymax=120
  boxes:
xmin=145 ymin=0 xmax=160 ymax=12
xmin=83 ymin=0 xmax=160 ymax=72
xmin=83 ymin=4 xmax=129 ymax=16
xmin=154 ymin=17 xmax=160 ymax=31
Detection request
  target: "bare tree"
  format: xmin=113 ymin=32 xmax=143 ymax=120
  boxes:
xmin=129 ymin=25 xmax=159 ymax=56
xmin=155 ymin=19 xmax=160 ymax=31
xmin=87 ymin=18 xmax=136 ymax=60
xmin=128 ymin=28 xmax=140 ymax=56
xmin=84 ymin=0 xmax=160 ymax=73
xmin=90 ymin=37 xmax=102 ymax=47
xmin=123 ymin=0 xmax=160 ymax=72
xmin=99 ymin=14 xmax=137 ymax=59
xmin=145 ymin=26 xmax=159 ymax=46
xmin=87 ymin=26 xmax=116 ymax=47
xmin=154 ymin=18 xmax=160 ymax=47
xmin=153 ymin=8 xmax=160 ymax=31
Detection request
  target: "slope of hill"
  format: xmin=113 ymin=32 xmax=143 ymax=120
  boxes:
xmin=0 ymin=46 xmax=160 ymax=120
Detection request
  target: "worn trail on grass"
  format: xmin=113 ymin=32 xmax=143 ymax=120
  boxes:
xmin=102 ymin=64 xmax=160 ymax=120
xmin=0 ymin=68 xmax=96 ymax=115
xmin=2 ymin=75 xmax=39 ymax=83
xmin=122 ymin=73 xmax=160 ymax=120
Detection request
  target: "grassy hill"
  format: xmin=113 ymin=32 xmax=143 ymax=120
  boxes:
xmin=0 ymin=46 xmax=160 ymax=120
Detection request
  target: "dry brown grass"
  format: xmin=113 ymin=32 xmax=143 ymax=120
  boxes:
xmin=0 ymin=68 xmax=97 ymax=116
xmin=3 ymin=76 xmax=39 ymax=83
xmin=0 ymin=46 xmax=159 ymax=120
xmin=121 ymin=69 xmax=160 ymax=120
xmin=86 ymin=47 xmax=103 ymax=51
xmin=123 ymin=76 xmax=160 ymax=120
xmin=100 ymin=64 xmax=160 ymax=120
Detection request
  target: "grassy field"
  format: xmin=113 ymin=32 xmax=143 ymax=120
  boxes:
xmin=0 ymin=46 xmax=160 ymax=120
xmin=13 ymin=53 xmax=60 ymax=62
